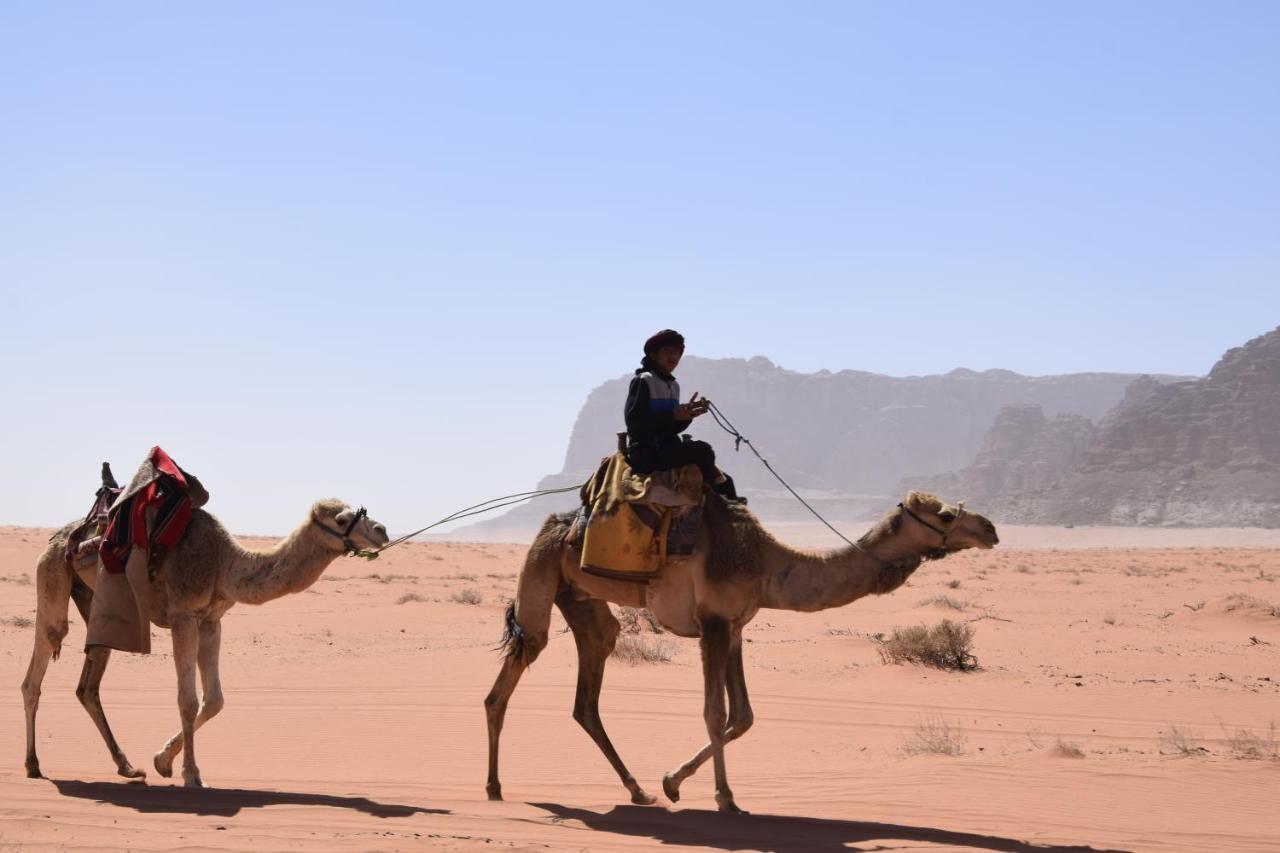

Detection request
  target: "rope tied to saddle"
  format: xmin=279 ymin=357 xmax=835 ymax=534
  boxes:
xmin=704 ymin=400 xmax=876 ymax=558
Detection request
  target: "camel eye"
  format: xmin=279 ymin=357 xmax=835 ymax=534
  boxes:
xmin=938 ymin=511 xmax=955 ymax=523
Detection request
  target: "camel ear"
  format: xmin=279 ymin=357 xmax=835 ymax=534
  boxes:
xmin=333 ymin=507 xmax=354 ymax=526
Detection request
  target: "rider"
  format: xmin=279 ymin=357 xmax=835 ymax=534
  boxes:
xmin=624 ymin=329 xmax=742 ymax=502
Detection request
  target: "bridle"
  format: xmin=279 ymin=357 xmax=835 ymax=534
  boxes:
xmin=311 ymin=505 xmax=368 ymax=554
xmin=898 ymin=501 xmax=966 ymax=551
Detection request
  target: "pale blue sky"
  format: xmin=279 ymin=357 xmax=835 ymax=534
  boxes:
xmin=2 ymin=2 xmax=1277 ymax=534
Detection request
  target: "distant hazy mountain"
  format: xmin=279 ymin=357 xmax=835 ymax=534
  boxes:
xmin=983 ymin=327 xmax=1280 ymax=527
xmin=458 ymin=357 xmax=1183 ymax=539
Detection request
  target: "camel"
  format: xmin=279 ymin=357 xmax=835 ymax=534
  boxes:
xmin=484 ymin=490 xmax=998 ymax=813
xmin=22 ymin=498 xmax=388 ymax=787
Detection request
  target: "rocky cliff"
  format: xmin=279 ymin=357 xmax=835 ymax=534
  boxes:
xmin=990 ymin=327 xmax=1280 ymax=526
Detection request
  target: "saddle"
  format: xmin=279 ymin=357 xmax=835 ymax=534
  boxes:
xmin=568 ymin=451 xmax=705 ymax=582
xmin=77 ymin=447 xmax=208 ymax=655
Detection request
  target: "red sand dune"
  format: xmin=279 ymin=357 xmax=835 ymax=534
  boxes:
xmin=2 ymin=524 xmax=1278 ymax=852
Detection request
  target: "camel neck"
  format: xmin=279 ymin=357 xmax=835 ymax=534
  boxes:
xmin=223 ymin=524 xmax=341 ymax=605
xmin=758 ymin=530 xmax=922 ymax=613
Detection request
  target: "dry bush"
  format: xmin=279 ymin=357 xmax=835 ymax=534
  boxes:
xmin=366 ymin=573 xmax=415 ymax=585
xmin=1220 ymin=594 xmax=1280 ymax=618
xmin=919 ymin=594 xmax=969 ymax=611
xmin=901 ymin=717 xmax=966 ymax=756
xmin=1 ymin=615 xmax=33 ymax=628
xmin=1053 ymin=739 xmax=1086 ymax=758
xmin=611 ymin=633 xmax=675 ymax=664
xmin=946 ymin=578 xmax=962 ymax=589
xmin=1158 ymin=726 xmax=1207 ymax=757
xmin=879 ymin=620 xmax=977 ymax=671
xmin=1222 ymin=721 xmax=1280 ymax=760
xmin=615 ymin=606 xmax=664 ymax=634
xmin=397 ymin=592 xmax=427 ymax=605
xmin=451 ymin=588 xmax=483 ymax=606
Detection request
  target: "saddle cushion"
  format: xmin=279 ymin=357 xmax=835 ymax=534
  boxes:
xmin=576 ymin=453 xmax=704 ymax=581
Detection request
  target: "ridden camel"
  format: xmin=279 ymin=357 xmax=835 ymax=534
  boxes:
xmin=484 ymin=490 xmax=998 ymax=813
xmin=22 ymin=499 xmax=388 ymax=787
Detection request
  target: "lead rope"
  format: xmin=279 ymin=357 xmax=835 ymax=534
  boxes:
xmin=352 ymin=484 xmax=584 ymax=559
xmin=704 ymin=401 xmax=881 ymax=560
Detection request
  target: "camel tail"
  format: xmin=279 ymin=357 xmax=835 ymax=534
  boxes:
xmin=497 ymin=602 xmax=526 ymax=661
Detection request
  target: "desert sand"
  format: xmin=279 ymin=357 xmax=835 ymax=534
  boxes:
xmin=2 ymin=522 xmax=1278 ymax=852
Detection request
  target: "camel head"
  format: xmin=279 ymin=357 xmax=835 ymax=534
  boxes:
xmin=892 ymin=491 xmax=998 ymax=559
xmin=309 ymin=498 xmax=390 ymax=553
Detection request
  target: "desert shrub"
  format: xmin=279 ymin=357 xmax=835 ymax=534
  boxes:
xmin=611 ymin=634 xmax=674 ymax=664
xmin=1220 ymin=594 xmax=1280 ymax=617
xmin=1053 ymin=739 xmax=1086 ymax=758
xmin=1 ymin=615 xmax=33 ymax=628
xmin=901 ymin=717 xmax=966 ymax=756
xmin=451 ymin=588 xmax=483 ymax=606
xmin=397 ymin=592 xmax=427 ymax=605
xmin=615 ymin=606 xmax=664 ymax=634
xmin=1158 ymin=726 xmax=1207 ymax=757
xmin=879 ymin=620 xmax=977 ymax=671
xmin=946 ymin=579 xmax=962 ymax=589
xmin=1223 ymin=721 xmax=1280 ymax=760
xmin=919 ymin=595 xmax=969 ymax=611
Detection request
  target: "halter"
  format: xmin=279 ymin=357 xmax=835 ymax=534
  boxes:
xmin=311 ymin=506 xmax=368 ymax=554
xmin=898 ymin=501 xmax=965 ymax=550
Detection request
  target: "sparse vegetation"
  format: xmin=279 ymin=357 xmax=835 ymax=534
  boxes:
xmin=451 ymin=588 xmax=483 ymax=606
xmin=1221 ymin=594 xmax=1280 ymax=618
xmin=616 ymin=606 xmax=664 ymax=634
xmin=611 ymin=633 xmax=675 ymax=664
xmin=946 ymin=578 xmax=962 ymax=589
xmin=1222 ymin=721 xmax=1280 ymax=760
xmin=397 ymin=592 xmax=427 ymax=605
xmin=1053 ymin=738 xmax=1086 ymax=758
xmin=366 ymin=573 xmax=415 ymax=585
xmin=901 ymin=717 xmax=966 ymax=756
xmin=1158 ymin=726 xmax=1207 ymax=757
xmin=919 ymin=594 xmax=969 ymax=611
xmin=1 ymin=615 xmax=33 ymax=628
xmin=878 ymin=620 xmax=977 ymax=671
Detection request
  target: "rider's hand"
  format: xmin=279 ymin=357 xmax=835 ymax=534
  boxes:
xmin=674 ymin=404 xmax=695 ymax=421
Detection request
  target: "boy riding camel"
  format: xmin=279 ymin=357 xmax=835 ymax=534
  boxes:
xmin=624 ymin=329 xmax=742 ymax=502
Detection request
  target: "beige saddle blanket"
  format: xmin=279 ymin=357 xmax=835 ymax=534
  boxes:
xmin=574 ymin=453 xmax=704 ymax=581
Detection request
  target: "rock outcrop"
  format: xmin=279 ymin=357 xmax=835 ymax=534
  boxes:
xmin=996 ymin=327 xmax=1280 ymax=526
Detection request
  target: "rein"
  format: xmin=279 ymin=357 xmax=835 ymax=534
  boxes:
xmin=898 ymin=501 xmax=965 ymax=549
xmin=311 ymin=505 xmax=369 ymax=554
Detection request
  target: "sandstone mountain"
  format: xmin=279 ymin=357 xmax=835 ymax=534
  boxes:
xmin=988 ymin=327 xmax=1280 ymax=527
xmin=459 ymin=358 xmax=1180 ymax=539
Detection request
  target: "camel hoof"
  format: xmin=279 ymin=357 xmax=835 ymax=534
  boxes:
xmin=716 ymin=793 xmax=748 ymax=815
xmin=117 ymin=763 xmax=146 ymax=780
xmin=631 ymin=789 xmax=658 ymax=806
xmin=153 ymin=752 xmax=174 ymax=778
xmin=486 ymin=784 xmax=503 ymax=802
xmin=662 ymin=773 xmax=681 ymax=803
xmin=183 ymin=775 xmax=204 ymax=789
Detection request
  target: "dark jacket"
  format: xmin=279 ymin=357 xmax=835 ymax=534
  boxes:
xmin=624 ymin=367 xmax=689 ymax=447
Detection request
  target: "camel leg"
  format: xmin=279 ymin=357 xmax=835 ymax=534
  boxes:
xmin=557 ymin=591 xmax=657 ymax=805
xmin=170 ymin=616 xmax=204 ymax=787
xmin=696 ymin=615 xmax=744 ymax=814
xmin=154 ymin=620 xmax=223 ymax=778
xmin=76 ymin=646 xmax=146 ymax=779
xmin=483 ymin=532 xmax=562 ymax=801
xmin=663 ymin=636 xmax=753 ymax=803
xmin=22 ymin=554 xmax=76 ymax=778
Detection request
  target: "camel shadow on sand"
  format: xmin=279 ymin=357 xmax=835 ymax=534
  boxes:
xmin=51 ymin=779 xmax=448 ymax=820
xmin=528 ymin=803 xmax=1132 ymax=853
